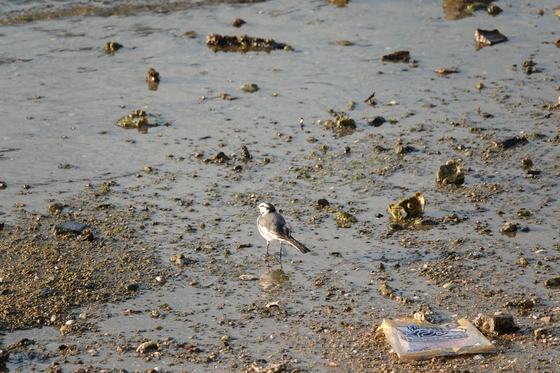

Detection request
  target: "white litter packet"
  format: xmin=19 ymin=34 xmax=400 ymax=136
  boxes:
xmin=378 ymin=317 xmax=496 ymax=361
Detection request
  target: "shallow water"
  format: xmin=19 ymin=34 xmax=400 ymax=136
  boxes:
xmin=1 ymin=0 xmax=560 ymax=372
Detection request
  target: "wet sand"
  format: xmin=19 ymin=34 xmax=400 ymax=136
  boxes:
xmin=1 ymin=0 xmax=560 ymax=371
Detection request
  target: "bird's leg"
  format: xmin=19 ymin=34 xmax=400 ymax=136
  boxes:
xmin=266 ymin=241 xmax=270 ymax=256
xmin=279 ymin=242 xmax=283 ymax=260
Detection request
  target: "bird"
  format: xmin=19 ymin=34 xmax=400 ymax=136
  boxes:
xmin=257 ymin=202 xmax=311 ymax=258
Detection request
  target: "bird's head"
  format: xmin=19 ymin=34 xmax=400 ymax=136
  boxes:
xmin=257 ymin=202 xmax=276 ymax=214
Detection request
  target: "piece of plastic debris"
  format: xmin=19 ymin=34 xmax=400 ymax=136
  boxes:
xmin=377 ymin=318 xmax=496 ymax=361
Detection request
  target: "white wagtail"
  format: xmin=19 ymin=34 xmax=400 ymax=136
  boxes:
xmin=257 ymin=202 xmax=311 ymax=258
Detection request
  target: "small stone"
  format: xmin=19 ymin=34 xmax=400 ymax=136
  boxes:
xmin=534 ymin=328 xmax=547 ymax=338
xmin=436 ymin=161 xmax=464 ymax=185
xmin=517 ymin=299 xmax=536 ymax=309
xmin=367 ymin=116 xmax=386 ymax=126
xmin=105 ymin=42 xmax=123 ymax=52
xmin=48 ymin=203 xmax=64 ymax=214
xmin=231 ymin=18 xmax=246 ymax=27
xmin=334 ymin=211 xmax=357 ymax=227
xmin=544 ymin=277 xmax=560 ymax=287
xmin=473 ymin=313 xmax=518 ymax=335
xmin=213 ymin=152 xmax=230 ymax=163
xmin=378 ymin=283 xmax=393 ymax=296
xmin=239 ymin=84 xmax=259 ymax=93
xmin=136 ymin=341 xmax=159 ymax=353
xmin=500 ymin=222 xmax=518 ymax=233
xmin=335 ymin=116 xmax=356 ymax=128
xmin=317 ymin=198 xmax=330 ymax=207
xmin=53 ymin=221 xmax=88 ymax=235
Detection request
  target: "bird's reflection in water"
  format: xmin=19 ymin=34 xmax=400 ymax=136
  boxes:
xmin=258 ymin=268 xmax=292 ymax=293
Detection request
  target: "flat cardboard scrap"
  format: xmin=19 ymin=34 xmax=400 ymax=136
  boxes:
xmin=378 ymin=318 xmax=496 ymax=361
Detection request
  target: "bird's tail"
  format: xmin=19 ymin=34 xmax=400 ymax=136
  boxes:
xmin=286 ymin=237 xmax=311 ymax=254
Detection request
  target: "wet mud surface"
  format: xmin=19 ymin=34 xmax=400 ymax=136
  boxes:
xmin=1 ymin=0 xmax=560 ymax=372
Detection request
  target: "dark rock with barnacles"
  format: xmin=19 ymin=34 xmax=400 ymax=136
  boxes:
xmin=116 ymin=110 xmax=164 ymax=130
xmin=382 ymin=50 xmax=410 ymax=63
xmin=436 ymin=161 xmax=465 ymax=185
xmin=206 ymin=34 xmax=291 ymax=52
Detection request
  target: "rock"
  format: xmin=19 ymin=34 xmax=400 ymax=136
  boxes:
xmin=517 ymin=299 xmax=537 ymax=309
xmin=534 ymin=328 xmax=548 ymax=338
xmin=239 ymin=83 xmax=259 ymax=93
xmin=53 ymin=221 xmax=88 ymax=235
xmin=335 ymin=116 xmax=356 ymax=128
xmin=213 ymin=152 xmax=230 ymax=163
xmin=382 ymin=50 xmax=410 ymax=63
xmin=48 ymin=203 xmax=64 ymax=214
xmin=544 ymin=277 xmax=560 ymax=288
xmin=80 ymin=229 xmax=95 ymax=242
xmin=474 ymin=29 xmax=508 ymax=46
xmin=317 ymin=198 xmax=330 ymax=207
xmin=367 ymin=116 xmax=386 ymax=127
xmin=388 ymin=223 xmax=404 ymax=231
xmin=492 ymin=136 xmax=528 ymax=149
xmin=378 ymin=283 xmax=393 ymax=296
xmin=116 ymin=110 xmax=164 ymax=129
xmin=104 ymin=42 xmax=123 ymax=53
xmin=500 ymin=222 xmax=518 ymax=233
xmin=474 ymin=313 xmax=518 ymax=335
xmin=0 ymin=349 xmax=9 ymax=364
xmin=436 ymin=161 xmax=464 ymax=185
xmin=231 ymin=18 xmax=246 ymax=27
xmin=335 ymin=211 xmax=357 ymax=227
xmin=136 ymin=341 xmax=159 ymax=353
xmin=206 ymin=34 xmax=291 ymax=52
